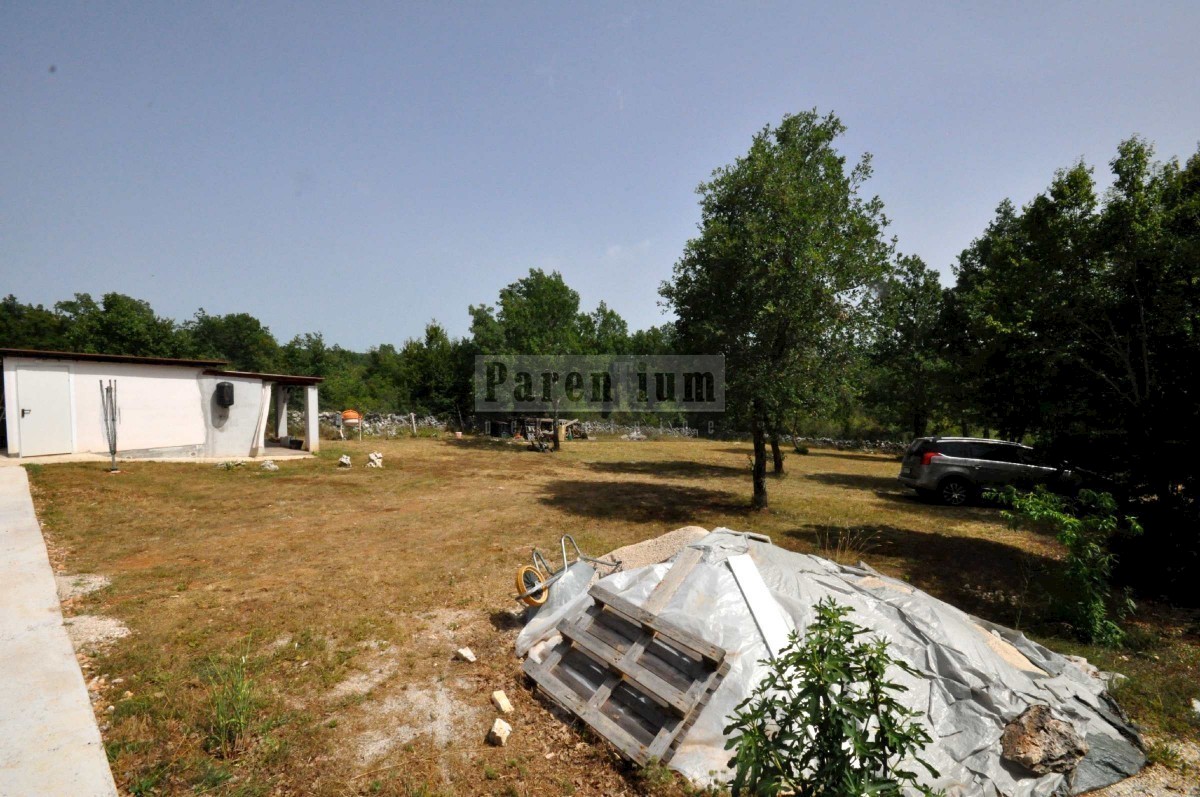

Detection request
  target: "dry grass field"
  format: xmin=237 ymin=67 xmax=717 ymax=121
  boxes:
xmin=27 ymin=436 xmax=1200 ymax=796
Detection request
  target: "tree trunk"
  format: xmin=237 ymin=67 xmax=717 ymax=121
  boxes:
xmin=751 ymin=410 xmax=769 ymax=510
xmin=913 ymin=410 xmax=928 ymax=439
xmin=770 ymin=433 xmax=785 ymax=475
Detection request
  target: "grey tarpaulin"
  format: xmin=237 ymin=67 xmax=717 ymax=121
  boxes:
xmin=517 ymin=529 xmax=1144 ymax=795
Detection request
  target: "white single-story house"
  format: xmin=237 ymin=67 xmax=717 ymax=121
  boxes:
xmin=1 ymin=348 xmax=321 ymax=459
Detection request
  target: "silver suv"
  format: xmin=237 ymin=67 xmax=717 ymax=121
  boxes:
xmin=898 ymin=437 xmax=1081 ymax=506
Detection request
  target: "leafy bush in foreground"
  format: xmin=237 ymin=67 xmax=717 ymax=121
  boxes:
xmin=724 ymin=598 xmax=941 ymax=796
xmin=990 ymin=486 xmax=1141 ymax=646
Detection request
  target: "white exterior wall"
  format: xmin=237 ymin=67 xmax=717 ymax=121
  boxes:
xmin=3 ymin=357 xmax=275 ymax=458
xmin=71 ymin=362 xmax=207 ymax=454
xmin=2 ymin=360 xmax=18 ymax=453
xmin=197 ymin=374 xmax=267 ymax=458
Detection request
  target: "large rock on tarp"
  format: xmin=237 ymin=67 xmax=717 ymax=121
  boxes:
xmin=1002 ymin=705 xmax=1089 ymax=775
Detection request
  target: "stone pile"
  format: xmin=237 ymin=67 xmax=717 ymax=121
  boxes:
xmin=789 ymin=436 xmax=908 ymax=454
xmin=301 ymin=411 xmax=450 ymax=437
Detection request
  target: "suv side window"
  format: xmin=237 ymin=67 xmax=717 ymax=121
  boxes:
xmin=939 ymin=441 xmax=975 ymax=458
xmin=980 ymin=444 xmax=1024 ymax=463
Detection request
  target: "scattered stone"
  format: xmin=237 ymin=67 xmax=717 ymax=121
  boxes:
xmin=63 ymin=615 xmax=131 ymax=652
xmin=1193 ymin=698 xmax=1200 ymax=720
xmin=337 ymin=455 xmax=352 ymax=468
xmin=260 ymin=460 xmax=279 ymax=471
xmin=366 ymin=451 xmax=384 ymax=468
xmin=486 ymin=718 xmax=512 ymax=746
xmin=1001 ymin=704 xmax=1089 ymax=775
xmin=491 ymin=690 xmax=513 ymax=714
xmin=54 ymin=573 xmax=110 ymax=602
xmin=122 ymin=690 xmax=133 ymax=700
xmin=455 ymin=647 xmax=476 ymax=663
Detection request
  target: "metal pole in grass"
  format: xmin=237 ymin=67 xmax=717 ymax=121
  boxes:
xmin=99 ymin=379 xmax=119 ymax=472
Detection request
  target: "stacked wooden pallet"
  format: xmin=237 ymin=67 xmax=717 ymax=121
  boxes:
xmin=524 ymin=549 xmax=729 ymax=766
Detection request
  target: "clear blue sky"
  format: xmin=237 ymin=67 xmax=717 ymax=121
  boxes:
xmin=3 ymin=2 xmax=1198 ymax=350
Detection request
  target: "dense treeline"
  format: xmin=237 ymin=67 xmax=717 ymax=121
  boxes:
xmin=0 ymin=268 xmax=675 ymax=420
xmin=939 ymin=138 xmax=1200 ymax=602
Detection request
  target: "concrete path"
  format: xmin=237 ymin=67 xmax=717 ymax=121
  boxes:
xmin=0 ymin=448 xmax=312 ymax=467
xmin=0 ymin=467 xmax=117 ymax=797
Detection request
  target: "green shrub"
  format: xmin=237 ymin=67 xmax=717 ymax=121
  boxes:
xmin=203 ymin=653 xmax=256 ymax=757
xmin=988 ymin=487 xmax=1140 ymax=646
xmin=724 ymin=598 xmax=941 ymax=796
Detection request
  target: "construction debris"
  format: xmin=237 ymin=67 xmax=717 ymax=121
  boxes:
xmin=516 ymin=527 xmax=1146 ymax=795
xmin=1002 ymin=704 xmax=1089 ymax=775
xmin=260 ymin=460 xmax=279 ymax=471
xmin=486 ymin=718 xmax=512 ymax=746
xmin=337 ymin=455 xmax=352 ymax=468
xmin=491 ymin=690 xmax=513 ymax=714
xmin=366 ymin=451 xmax=384 ymax=468
xmin=455 ymin=647 xmax=476 ymax=663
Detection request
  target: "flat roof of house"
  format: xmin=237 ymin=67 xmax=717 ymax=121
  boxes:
xmin=202 ymin=369 xmax=323 ymax=386
xmin=0 ymin=347 xmax=227 ymax=368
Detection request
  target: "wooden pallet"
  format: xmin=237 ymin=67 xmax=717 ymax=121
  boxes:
xmin=524 ymin=578 xmax=729 ymax=766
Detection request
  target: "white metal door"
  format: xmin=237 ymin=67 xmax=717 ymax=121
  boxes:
xmin=17 ymin=367 xmax=73 ymax=456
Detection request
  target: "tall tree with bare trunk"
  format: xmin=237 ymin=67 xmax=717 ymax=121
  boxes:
xmin=662 ymin=110 xmax=891 ymax=509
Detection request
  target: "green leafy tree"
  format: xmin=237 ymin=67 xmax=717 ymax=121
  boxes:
xmin=627 ymin=323 xmax=676 ymax=355
xmin=864 ymin=255 xmax=949 ymax=438
xmin=470 ymin=269 xmax=589 ymax=355
xmin=662 ymin=110 xmax=892 ymax=508
xmin=725 ymin=598 xmax=941 ymax=797
xmin=580 ymin=300 xmax=630 ymax=354
xmin=0 ymin=294 xmax=70 ymax=350
xmin=280 ymin=332 xmax=329 ymax=377
xmin=55 ymin=292 xmax=183 ymax=357
xmin=945 ymin=140 xmax=1200 ymax=603
xmin=182 ymin=310 xmax=281 ymax=372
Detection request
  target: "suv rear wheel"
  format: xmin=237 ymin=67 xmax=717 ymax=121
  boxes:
xmin=939 ymin=476 xmax=973 ymax=506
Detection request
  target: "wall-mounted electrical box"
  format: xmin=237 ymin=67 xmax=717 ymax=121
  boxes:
xmin=215 ymin=382 xmax=235 ymax=408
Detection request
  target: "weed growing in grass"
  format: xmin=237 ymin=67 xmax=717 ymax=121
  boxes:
xmin=814 ymin=525 xmax=878 ymax=564
xmin=635 ymin=757 xmax=676 ymax=793
xmin=1146 ymin=740 xmax=1185 ymax=769
xmin=192 ymin=758 xmax=232 ymax=791
xmin=990 ymin=487 xmax=1141 ymax=646
xmin=203 ymin=652 xmax=257 ymax=758
xmin=128 ymin=762 xmax=170 ymax=796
